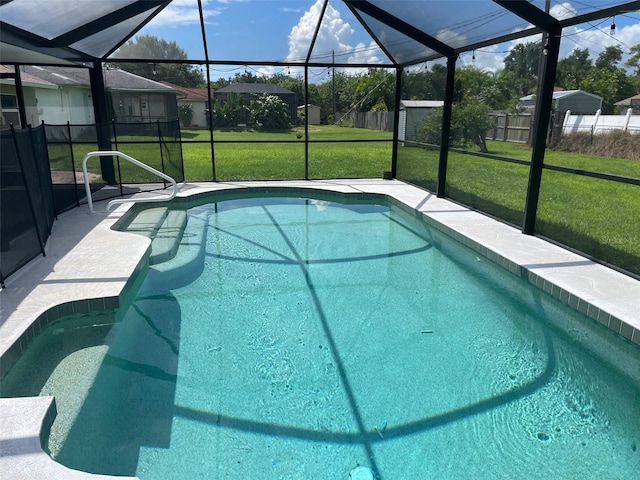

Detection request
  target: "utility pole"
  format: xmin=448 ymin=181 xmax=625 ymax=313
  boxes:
xmin=332 ymin=49 xmax=335 ymax=124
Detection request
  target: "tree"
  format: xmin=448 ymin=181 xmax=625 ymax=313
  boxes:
xmin=276 ymin=76 xmax=305 ymax=106
xmin=595 ymin=45 xmax=623 ymax=71
xmin=417 ymin=101 xmax=496 ymax=153
xmin=503 ymin=41 xmax=542 ymax=97
xmin=556 ymin=48 xmax=593 ymax=90
xmin=625 ymin=44 xmax=640 ymax=76
xmin=454 ymin=66 xmax=512 ymax=110
xmin=402 ymin=64 xmax=448 ymax=100
xmin=581 ymin=67 xmax=636 ymax=113
xmin=113 ymin=35 xmax=204 ymax=87
xmin=354 ymin=68 xmax=395 ymax=111
xmin=316 ymin=71 xmax=359 ymax=123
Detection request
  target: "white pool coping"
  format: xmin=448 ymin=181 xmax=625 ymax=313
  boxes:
xmin=1 ymin=179 xmax=639 ymax=479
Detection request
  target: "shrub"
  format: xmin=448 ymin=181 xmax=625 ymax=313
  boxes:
xmin=178 ymin=103 xmax=193 ymax=127
xmin=250 ymin=94 xmax=290 ymax=130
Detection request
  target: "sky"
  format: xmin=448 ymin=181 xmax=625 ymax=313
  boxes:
xmin=138 ymin=0 xmax=640 ymax=80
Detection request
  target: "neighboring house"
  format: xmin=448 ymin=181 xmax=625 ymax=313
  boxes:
xmin=614 ymin=93 xmax=640 ymax=114
xmin=398 ymin=100 xmax=444 ymax=143
xmin=0 ymin=65 xmax=59 ymax=128
xmin=518 ymin=90 xmax=603 ymax=115
xmin=161 ymin=81 xmax=210 ymax=128
xmin=0 ymin=65 xmax=179 ymax=128
xmin=297 ymin=104 xmax=321 ymax=125
xmin=214 ymin=83 xmax=297 ymax=125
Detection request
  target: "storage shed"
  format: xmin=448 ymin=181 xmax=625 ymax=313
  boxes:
xmin=518 ymin=90 xmax=603 ymax=115
xmin=297 ymin=104 xmax=321 ymax=125
xmin=398 ymin=100 xmax=444 ymax=144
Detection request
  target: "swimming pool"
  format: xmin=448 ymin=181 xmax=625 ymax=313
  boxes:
xmin=2 ymin=191 xmax=639 ymax=479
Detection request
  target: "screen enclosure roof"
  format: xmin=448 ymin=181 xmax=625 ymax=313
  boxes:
xmin=0 ymin=0 xmax=638 ymax=67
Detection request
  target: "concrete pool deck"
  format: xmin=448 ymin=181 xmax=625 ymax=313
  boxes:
xmin=1 ymin=179 xmax=639 ymax=479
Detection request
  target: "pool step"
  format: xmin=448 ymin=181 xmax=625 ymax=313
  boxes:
xmin=124 ymin=207 xmax=188 ymax=265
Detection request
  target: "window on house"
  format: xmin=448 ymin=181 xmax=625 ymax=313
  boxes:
xmin=0 ymin=93 xmax=20 ymax=129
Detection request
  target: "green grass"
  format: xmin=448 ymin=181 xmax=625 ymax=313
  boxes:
xmin=396 ymin=140 xmax=640 ymax=276
xmin=180 ymin=126 xmax=392 ymax=180
xmin=47 ymin=128 xmax=640 ymax=276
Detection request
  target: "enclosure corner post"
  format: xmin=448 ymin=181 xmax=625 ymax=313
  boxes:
xmin=89 ymin=61 xmax=116 ymax=184
xmin=522 ymin=27 xmax=561 ymax=234
xmin=390 ymin=68 xmax=403 ymax=179
xmin=437 ymin=55 xmax=458 ymax=198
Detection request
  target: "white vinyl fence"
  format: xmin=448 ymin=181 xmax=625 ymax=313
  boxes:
xmin=562 ymin=108 xmax=640 ymax=135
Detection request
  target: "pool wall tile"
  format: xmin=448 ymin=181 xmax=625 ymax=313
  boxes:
xmin=58 ymin=302 xmax=73 ymax=317
xmin=620 ymin=322 xmax=634 ymax=342
xmin=609 ymin=316 xmax=622 ymax=334
xmin=72 ymin=299 xmax=90 ymax=314
xmin=0 ymin=341 xmax=20 ymax=378
xmin=89 ymin=298 xmax=105 ymax=312
xmin=632 ymin=329 xmax=640 ymax=347
xmin=568 ymin=294 xmax=579 ymax=309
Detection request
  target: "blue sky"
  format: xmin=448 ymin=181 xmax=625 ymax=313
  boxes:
xmin=137 ymin=0 xmax=640 ymax=79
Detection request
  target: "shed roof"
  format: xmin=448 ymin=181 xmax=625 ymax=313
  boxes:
xmin=519 ymin=90 xmax=603 ymax=102
xmin=400 ymin=100 xmax=445 ymax=109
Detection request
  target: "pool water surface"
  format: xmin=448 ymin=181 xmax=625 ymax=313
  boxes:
xmin=2 ymin=195 xmax=639 ymax=479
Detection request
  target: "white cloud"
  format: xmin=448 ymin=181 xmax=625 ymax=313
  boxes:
xmin=151 ymin=0 xmax=221 ymax=27
xmin=549 ymin=2 xmax=577 ymax=21
xmin=287 ymin=0 xmax=384 ymax=69
xmin=462 ymin=44 xmax=504 ymax=73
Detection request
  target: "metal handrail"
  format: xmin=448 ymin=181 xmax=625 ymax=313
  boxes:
xmin=81 ymin=150 xmax=178 ymax=213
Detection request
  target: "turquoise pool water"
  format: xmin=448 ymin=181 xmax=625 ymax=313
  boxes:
xmin=2 ymin=194 xmax=639 ymax=479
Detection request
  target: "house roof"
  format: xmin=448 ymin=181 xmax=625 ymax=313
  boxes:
xmin=160 ymin=81 xmax=210 ymax=101
xmin=400 ymin=100 xmax=444 ymax=108
xmin=10 ymin=65 xmax=176 ymax=94
xmin=0 ymin=64 xmax=57 ymax=88
xmin=615 ymin=93 xmax=640 ymax=106
xmin=519 ymin=90 xmax=603 ymax=102
xmin=215 ymin=83 xmax=294 ymax=95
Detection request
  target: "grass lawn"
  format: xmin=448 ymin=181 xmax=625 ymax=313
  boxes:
xmin=181 ymin=126 xmax=393 ymax=180
xmin=47 ymin=127 xmax=639 ymax=276
xmin=396 ymin=140 xmax=640 ymax=276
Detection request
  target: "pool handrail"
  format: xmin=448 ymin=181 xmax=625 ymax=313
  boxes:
xmin=81 ymin=150 xmax=178 ymax=213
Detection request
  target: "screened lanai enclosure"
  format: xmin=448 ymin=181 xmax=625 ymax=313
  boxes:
xmin=1 ymin=0 xmax=640 ymax=283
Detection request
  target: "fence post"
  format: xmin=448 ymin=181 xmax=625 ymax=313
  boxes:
xmin=623 ymin=108 xmax=632 ymax=132
xmin=157 ymin=120 xmax=167 ymax=188
xmin=503 ymin=113 xmax=509 ymax=141
xmin=562 ymin=109 xmax=571 ymax=137
xmin=111 ymin=120 xmax=124 ymax=198
xmin=592 ymin=109 xmax=601 ymax=135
